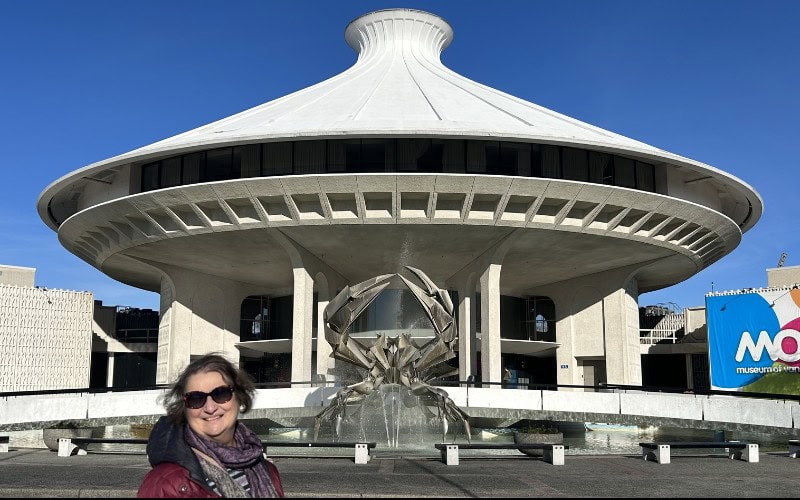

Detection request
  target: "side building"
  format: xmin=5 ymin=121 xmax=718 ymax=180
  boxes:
xmin=0 ymin=264 xmax=159 ymax=392
xmin=637 ymin=264 xmax=800 ymax=394
xmin=0 ymin=265 xmax=93 ymax=392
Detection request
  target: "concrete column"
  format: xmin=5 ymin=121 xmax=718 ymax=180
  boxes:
xmin=316 ymin=298 xmax=335 ymax=383
xmin=106 ymin=352 xmax=115 ymax=388
xmin=479 ymin=264 xmax=502 ymax=387
xmin=602 ymin=283 xmax=642 ymax=385
xmin=685 ymin=354 xmax=694 ymax=390
xmin=456 ymin=284 xmax=478 ymax=384
xmin=291 ymin=267 xmax=314 ymax=387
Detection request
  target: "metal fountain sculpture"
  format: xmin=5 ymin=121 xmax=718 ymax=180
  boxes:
xmin=314 ymin=266 xmax=472 ymax=444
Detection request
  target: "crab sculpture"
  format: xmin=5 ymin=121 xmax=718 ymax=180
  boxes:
xmin=314 ymin=266 xmax=471 ymax=443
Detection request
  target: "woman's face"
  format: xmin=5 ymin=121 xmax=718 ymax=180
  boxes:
xmin=184 ymin=370 xmax=239 ymax=446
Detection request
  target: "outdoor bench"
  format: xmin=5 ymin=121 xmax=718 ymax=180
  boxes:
xmin=261 ymin=441 xmax=376 ymax=464
xmin=639 ymin=441 xmax=759 ymax=464
xmin=0 ymin=435 xmax=8 ymax=453
xmin=58 ymin=437 xmax=147 ymax=456
xmin=789 ymin=439 xmax=799 ymax=458
xmin=434 ymin=442 xmax=567 ymax=466
xmin=57 ymin=437 xmax=376 ymax=464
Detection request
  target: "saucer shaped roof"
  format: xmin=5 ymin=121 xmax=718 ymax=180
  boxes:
xmin=39 ymin=8 xmax=762 ymax=233
xmin=129 ymin=9 xmax=684 ymax=157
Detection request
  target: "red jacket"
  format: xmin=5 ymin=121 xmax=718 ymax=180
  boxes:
xmin=137 ymin=417 xmax=284 ymax=498
xmin=138 ymin=460 xmax=284 ymax=498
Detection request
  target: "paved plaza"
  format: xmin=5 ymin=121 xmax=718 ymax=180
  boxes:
xmin=0 ymin=447 xmax=798 ymax=497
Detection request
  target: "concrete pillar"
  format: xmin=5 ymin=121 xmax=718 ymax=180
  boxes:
xmin=316 ymin=298 xmax=334 ymax=383
xmin=456 ymin=283 xmax=479 ymax=384
xmin=291 ymin=267 xmax=314 ymax=387
xmin=601 ymin=282 xmax=642 ymax=385
xmin=479 ymin=264 xmax=502 ymax=387
xmin=106 ymin=352 xmax=115 ymax=388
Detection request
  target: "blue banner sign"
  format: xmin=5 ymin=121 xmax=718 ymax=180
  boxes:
xmin=706 ymin=288 xmax=800 ymax=395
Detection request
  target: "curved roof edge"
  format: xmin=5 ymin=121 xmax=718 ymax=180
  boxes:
xmin=37 ymin=8 xmax=763 ymax=235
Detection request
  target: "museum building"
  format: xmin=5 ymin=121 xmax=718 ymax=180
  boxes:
xmin=37 ymin=9 xmax=762 ymax=388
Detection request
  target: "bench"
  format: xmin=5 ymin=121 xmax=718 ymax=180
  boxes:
xmin=58 ymin=437 xmax=148 ymax=457
xmin=434 ymin=443 xmax=567 ymax=466
xmin=0 ymin=435 xmax=8 ymax=453
xmin=261 ymin=441 xmax=376 ymax=464
xmin=58 ymin=437 xmax=376 ymax=465
xmin=639 ymin=441 xmax=758 ymax=464
xmin=790 ymin=440 xmax=800 ymax=458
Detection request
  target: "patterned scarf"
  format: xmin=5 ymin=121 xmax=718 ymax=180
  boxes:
xmin=185 ymin=422 xmax=279 ymax=498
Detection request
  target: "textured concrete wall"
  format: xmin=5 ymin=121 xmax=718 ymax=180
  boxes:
xmin=620 ymin=392 xmax=703 ymax=420
xmin=0 ymin=284 xmax=93 ymax=392
xmin=0 ymin=266 xmax=35 ymax=287
xmin=768 ymin=266 xmax=800 ymax=287
xmin=702 ymin=394 xmax=794 ymax=428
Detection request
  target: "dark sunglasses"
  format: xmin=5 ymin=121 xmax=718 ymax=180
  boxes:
xmin=183 ymin=385 xmax=234 ymax=409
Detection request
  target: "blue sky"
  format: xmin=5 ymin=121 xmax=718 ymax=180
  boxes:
xmin=1 ymin=0 xmax=797 ymax=312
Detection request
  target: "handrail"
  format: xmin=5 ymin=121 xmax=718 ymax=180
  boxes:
xmin=3 ymin=380 xmax=799 ymax=402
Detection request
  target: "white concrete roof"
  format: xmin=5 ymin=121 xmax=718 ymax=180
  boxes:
xmin=132 ymin=9 xmax=668 ymax=156
xmin=38 ymin=8 xmax=762 ymax=235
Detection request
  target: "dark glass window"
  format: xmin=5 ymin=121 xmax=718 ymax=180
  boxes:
xmin=294 ymin=140 xmax=326 ymax=174
xmin=362 ymin=139 xmax=389 ymax=172
xmin=615 ymin=156 xmax=636 ymax=188
xmin=530 ymin=144 xmax=542 ymax=177
xmin=636 ymin=160 xmax=655 ymax=192
xmin=183 ymin=152 xmax=203 ymax=184
xmin=345 ymin=140 xmax=364 ymax=172
xmin=269 ymin=296 xmax=293 ymax=340
xmin=466 ymin=141 xmax=488 ymax=173
xmin=263 ymin=143 xmax=293 ymax=175
xmin=589 ymin=151 xmax=611 ymax=184
xmin=142 ymin=162 xmax=159 ymax=192
xmin=526 ymin=296 xmax=556 ymax=342
xmin=500 ymin=295 xmax=527 ymax=340
xmin=137 ymin=139 xmax=661 ymax=195
xmin=398 ymin=138 xmax=441 ymax=172
xmin=237 ymin=145 xmax=261 ymax=178
xmin=327 ymin=140 xmax=347 ymax=172
xmin=562 ymin=147 xmax=588 ymax=182
xmin=204 ymin=148 xmax=237 ymax=182
xmin=240 ymin=295 xmax=290 ymax=341
xmin=442 ymin=139 xmax=466 ymax=173
xmin=160 ymin=157 xmax=182 ymax=188
xmin=541 ymin=145 xmax=561 ymax=178
xmin=501 ymin=142 xmax=531 ymax=176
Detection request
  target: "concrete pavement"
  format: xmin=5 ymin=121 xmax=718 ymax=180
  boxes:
xmin=1 ymin=447 xmax=798 ymax=498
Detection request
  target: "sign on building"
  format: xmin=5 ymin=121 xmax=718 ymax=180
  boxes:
xmin=706 ymin=288 xmax=800 ymax=395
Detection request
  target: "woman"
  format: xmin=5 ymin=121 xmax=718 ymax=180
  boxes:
xmin=138 ymin=353 xmax=284 ymax=498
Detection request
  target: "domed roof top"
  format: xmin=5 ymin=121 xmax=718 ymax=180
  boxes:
xmin=131 ymin=8 xmax=669 ymax=157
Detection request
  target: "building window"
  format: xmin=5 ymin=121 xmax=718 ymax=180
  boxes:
xmin=526 ymin=296 xmax=556 ymax=342
xmin=138 ymin=138 xmax=661 ymax=195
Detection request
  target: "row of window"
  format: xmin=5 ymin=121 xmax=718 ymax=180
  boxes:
xmin=141 ymin=139 xmax=657 ymax=193
xmin=239 ymin=293 xmax=556 ymax=342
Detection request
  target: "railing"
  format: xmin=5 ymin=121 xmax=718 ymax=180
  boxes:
xmin=2 ymin=380 xmax=799 ymax=403
xmin=113 ymin=328 xmax=159 ymax=343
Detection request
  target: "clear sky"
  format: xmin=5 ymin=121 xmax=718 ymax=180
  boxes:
xmin=1 ymin=0 xmax=797 ymax=312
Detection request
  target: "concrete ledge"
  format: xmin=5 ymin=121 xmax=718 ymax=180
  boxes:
xmin=542 ymin=390 xmax=618 ymax=414
xmin=703 ymin=395 xmax=793 ymax=428
xmin=620 ymin=392 xmax=702 ymax=420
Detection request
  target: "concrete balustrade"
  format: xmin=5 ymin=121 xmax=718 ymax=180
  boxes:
xmin=2 ymin=388 xmax=799 ymax=433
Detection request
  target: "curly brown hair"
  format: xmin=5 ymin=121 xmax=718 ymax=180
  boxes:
xmin=163 ymin=353 xmax=255 ymax=424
